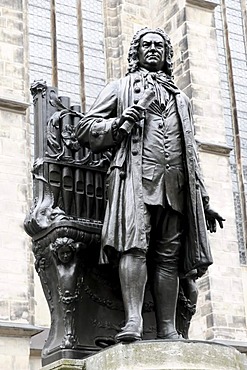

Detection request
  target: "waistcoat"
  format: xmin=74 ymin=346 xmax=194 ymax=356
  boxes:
xmin=142 ymin=85 xmax=185 ymax=214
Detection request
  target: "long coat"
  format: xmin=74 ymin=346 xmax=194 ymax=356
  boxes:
xmin=76 ymin=71 xmax=213 ymax=276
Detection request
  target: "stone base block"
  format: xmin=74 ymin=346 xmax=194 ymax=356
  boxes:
xmin=41 ymin=340 xmax=247 ymax=370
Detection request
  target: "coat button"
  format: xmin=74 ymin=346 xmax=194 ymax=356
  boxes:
xmin=164 ymin=135 xmax=168 ymax=139
xmin=165 ymin=153 xmax=169 ymax=158
xmin=132 ymin=149 xmax=138 ymax=156
xmin=92 ymin=131 xmax=99 ymax=137
xmin=119 ymin=171 xmax=126 ymax=179
xmin=166 ymin=164 xmax=170 ymax=169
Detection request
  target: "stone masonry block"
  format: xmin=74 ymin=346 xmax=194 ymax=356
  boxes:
xmin=123 ymin=3 xmax=139 ymax=16
xmin=0 ymin=75 xmax=14 ymax=90
xmin=187 ymin=6 xmax=215 ymax=26
xmin=0 ymin=337 xmax=30 ymax=370
xmin=0 ymin=300 xmax=9 ymax=320
xmin=176 ymin=69 xmax=191 ymax=90
xmin=0 ymin=59 xmax=4 ymax=74
xmin=1 ymin=138 xmax=27 ymax=158
xmin=7 ymin=18 xmax=23 ymax=31
xmin=4 ymin=62 xmax=24 ymax=81
xmin=206 ymin=313 xmax=214 ymax=328
xmin=0 ymin=354 xmax=12 ymax=368
xmin=200 ymin=301 xmax=213 ymax=316
xmin=164 ymin=2 xmax=180 ymax=19
xmin=0 ymin=28 xmax=23 ymax=46
xmin=176 ymin=8 xmax=186 ymax=27
xmin=12 ymin=73 xmax=25 ymax=90
xmin=10 ymin=301 xmax=30 ymax=322
xmin=106 ymin=0 xmax=118 ymax=8
xmin=0 ymin=43 xmax=15 ymax=62
xmin=0 ymin=16 xmax=6 ymax=27
xmin=2 ymin=8 xmax=23 ymax=20
xmin=0 ymin=1 xmax=22 ymax=11
xmin=0 ymin=279 xmax=28 ymax=301
xmin=232 ymin=316 xmax=247 ymax=328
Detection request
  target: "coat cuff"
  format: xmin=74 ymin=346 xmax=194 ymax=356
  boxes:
xmin=202 ymin=196 xmax=210 ymax=210
xmin=89 ymin=118 xmax=116 ymax=152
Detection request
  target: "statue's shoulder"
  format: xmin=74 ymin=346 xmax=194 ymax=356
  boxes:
xmin=116 ymin=71 xmax=144 ymax=88
xmin=106 ymin=74 xmax=131 ymax=88
xmin=120 ymin=74 xmax=133 ymax=83
xmin=114 ymin=74 xmax=133 ymax=91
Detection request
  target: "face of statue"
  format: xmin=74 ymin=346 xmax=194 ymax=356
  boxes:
xmin=138 ymin=33 xmax=166 ymax=72
xmin=57 ymin=245 xmax=73 ymax=264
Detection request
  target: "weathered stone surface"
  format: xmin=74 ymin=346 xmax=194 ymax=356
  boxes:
xmin=41 ymin=341 xmax=247 ymax=370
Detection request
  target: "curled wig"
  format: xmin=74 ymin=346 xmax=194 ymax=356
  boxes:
xmin=127 ymin=27 xmax=174 ymax=78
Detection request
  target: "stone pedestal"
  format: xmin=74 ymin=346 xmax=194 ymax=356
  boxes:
xmin=41 ymin=340 xmax=247 ymax=370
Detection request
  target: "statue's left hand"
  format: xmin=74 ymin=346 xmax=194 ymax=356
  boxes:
xmin=204 ymin=208 xmax=225 ymax=233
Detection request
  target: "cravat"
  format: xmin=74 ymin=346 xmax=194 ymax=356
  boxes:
xmin=145 ymin=71 xmax=179 ymax=95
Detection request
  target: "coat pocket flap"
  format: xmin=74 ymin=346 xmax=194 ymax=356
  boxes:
xmin=142 ymin=163 xmax=156 ymax=181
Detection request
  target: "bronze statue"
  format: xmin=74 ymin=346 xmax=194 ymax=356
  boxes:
xmin=75 ymin=27 xmax=225 ymax=342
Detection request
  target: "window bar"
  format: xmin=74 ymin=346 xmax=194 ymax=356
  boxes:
xmin=50 ymin=0 xmax=58 ymax=87
xmin=221 ymin=0 xmax=247 ymax=256
xmin=77 ymin=0 xmax=86 ymax=112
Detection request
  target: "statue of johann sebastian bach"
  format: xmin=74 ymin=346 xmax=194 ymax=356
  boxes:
xmin=76 ymin=27 xmax=225 ymax=342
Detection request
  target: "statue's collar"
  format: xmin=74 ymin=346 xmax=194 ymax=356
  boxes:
xmin=138 ymin=67 xmax=167 ymax=78
xmin=137 ymin=68 xmax=179 ymax=94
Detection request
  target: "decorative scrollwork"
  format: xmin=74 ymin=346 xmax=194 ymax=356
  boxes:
xmin=46 ymin=90 xmax=84 ymax=160
xmin=24 ymin=177 xmax=68 ymax=237
xmin=82 ymin=282 xmax=124 ymax=311
xmin=30 ymin=79 xmax=47 ymax=103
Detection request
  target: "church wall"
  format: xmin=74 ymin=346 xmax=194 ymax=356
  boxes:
xmin=0 ymin=0 xmax=247 ymax=368
xmin=0 ymin=0 xmax=40 ymax=369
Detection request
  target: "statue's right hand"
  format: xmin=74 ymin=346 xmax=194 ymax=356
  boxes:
xmin=119 ymin=105 xmax=145 ymax=126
